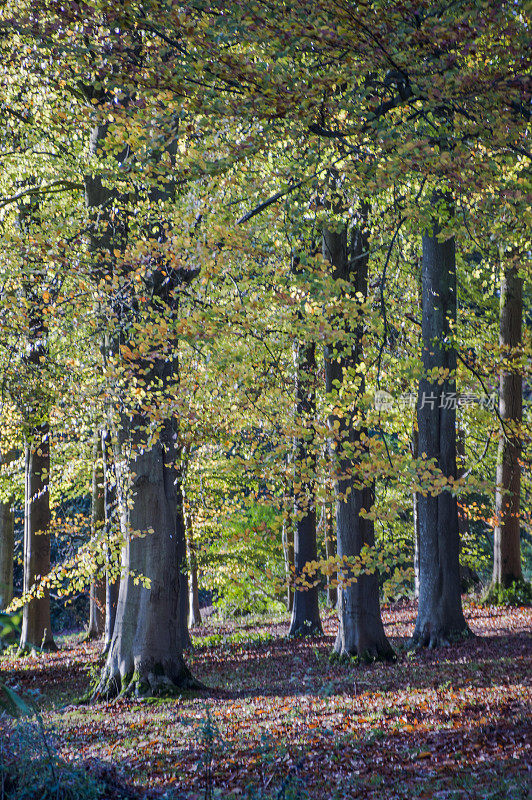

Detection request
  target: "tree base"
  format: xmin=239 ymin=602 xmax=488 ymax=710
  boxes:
xmin=18 ymin=639 xmax=58 ymax=657
xmin=287 ymin=622 xmax=323 ymax=638
xmin=91 ymin=664 xmax=205 ymax=702
xmin=410 ymin=623 xmax=473 ymax=650
xmin=333 ymin=635 xmax=395 ymax=663
xmin=83 ymin=629 xmax=103 ymax=643
xmin=483 ymin=578 xmax=531 ymax=607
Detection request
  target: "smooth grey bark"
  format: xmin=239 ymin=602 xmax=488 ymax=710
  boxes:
xmin=492 ymin=263 xmax=523 ymax=587
xmin=412 ymin=208 xmax=470 ymax=647
xmin=323 ymin=219 xmax=393 ymax=659
xmin=0 ymin=500 xmax=14 ymax=609
xmin=87 ymin=435 xmax=105 ymax=640
xmin=288 ymin=340 xmax=322 ymax=637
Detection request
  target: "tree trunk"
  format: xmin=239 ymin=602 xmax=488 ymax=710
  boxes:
xmin=288 ymin=341 xmax=322 ymax=637
xmin=0 ymin=500 xmax=14 ymax=609
xmin=183 ymin=486 xmax=202 ymax=628
xmin=324 ymin=503 xmax=337 ymax=608
xmin=412 ymin=206 xmax=470 ymax=648
xmin=492 ymin=262 xmax=523 ymax=587
xmin=281 ymin=466 xmax=295 ymax=613
xmin=323 ymin=219 xmax=393 ymax=660
xmin=177 ymin=484 xmax=192 ymax=649
xmin=102 ymin=430 xmax=119 ymax=653
xmin=412 ymin=427 xmax=420 ymax=599
xmin=95 ymin=414 xmax=195 ymax=698
xmin=87 ymin=435 xmax=105 ymax=640
xmin=20 ymin=426 xmax=56 ymax=652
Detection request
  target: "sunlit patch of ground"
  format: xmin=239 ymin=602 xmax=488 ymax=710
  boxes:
xmin=1 ymin=602 xmax=530 ymax=799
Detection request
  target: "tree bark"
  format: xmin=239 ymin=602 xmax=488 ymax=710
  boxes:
xmin=288 ymin=341 xmax=322 ymax=637
xmin=323 ymin=218 xmax=393 ymax=660
xmin=95 ymin=412 xmax=195 ymax=698
xmin=20 ymin=426 xmax=56 ymax=652
xmin=412 ymin=206 xmax=470 ymax=648
xmin=87 ymin=435 xmax=106 ymax=640
xmin=492 ymin=262 xmax=523 ymax=587
xmin=0 ymin=500 xmax=14 ymax=609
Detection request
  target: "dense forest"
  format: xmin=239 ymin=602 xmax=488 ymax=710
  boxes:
xmin=0 ymin=1 xmax=530 ymax=798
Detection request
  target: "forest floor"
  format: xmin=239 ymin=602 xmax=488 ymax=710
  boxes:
xmin=0 ymin=600 xmax=531 ymax=799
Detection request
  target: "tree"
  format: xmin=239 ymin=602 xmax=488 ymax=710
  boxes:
xmin=17 ymin=194 xmax=56 ymax=654
xmin=492 ymin=260 xmax=523 ymax=588
xmin=0 ymin=500 xmax=14 ymax=610
xmin=87 ymin=434 xmax=105 ymax=640
xmin=323 ymin=211 xmax=393 ymax=659
xmin=288 ymin=336 xmax=322 ymax=637
xmin=412 ymin=200 xmax=470 ymax=648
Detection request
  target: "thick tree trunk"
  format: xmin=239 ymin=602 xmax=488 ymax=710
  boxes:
xmin=87 ymin=435 xmax=105 ymax=640
xmin=323 ymin=220 xmax=393 ymax=660
xmin=492 ymin=263 xmax=523 ymax=587
xmin=0 ymin=500 xmax=14 ymax=609
xmin=20 ymin=426 xmax=56 ymax=652
xmin=288 ymin=341 xmax=322 ymax=637
xmin=412 ymin=208 xmax=470 ymax=648
xmin=95 ymin=414 xmax=195 ymax=698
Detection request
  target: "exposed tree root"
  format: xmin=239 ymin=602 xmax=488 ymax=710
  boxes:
xmin=91 ymin=665 xmax=206 ymax=702
xmin=334 ymin=636 xmax=396 ymax=662
xmin=410 ymin=622 xmax=473 ymax=650
xmin=287 ymin=623 xmax=323 ymax=638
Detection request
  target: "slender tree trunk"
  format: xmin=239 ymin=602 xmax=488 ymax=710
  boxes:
xmin=281 ymin=466 xmax=295 ymax=612
xmin=183 ymin=486 xmax=202 ymax=628
xmin=177 ymin=483 xmax=192 ymax=649
xmin=324 ymin=503 xmax=337 ymax=608
xmin=17 ymin=191 xmax=55 ymax=653
xmin=102 ymin=430 xmax=119 ymax=653
xmin=492 ymin=263 xmax=523 ymax=588
xmin=288 ymin=341 xmax=322 ymax=637
xmin=412 ymin=205 xmax=470 ymax=647
xmin=412 ymin=426 xmax=420 ymax=599
xmin=20 ymin=425 xmax=56 ymax=652
xmin=0 ymin=500 xmax=14 ymax=609
xmin=323 ymin=218 xmax=393 ymax=660
xmin=87 ymin=435 xmax=105 ymax=640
